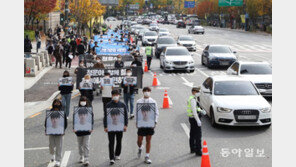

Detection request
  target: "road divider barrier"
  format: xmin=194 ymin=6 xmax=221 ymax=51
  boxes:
xmin=162 ymin=90 xmax=170 ymax=109
xmin=152 ymin=72 xmax=158 ymax=86
xmin=201 ymin=140 xmax=211 ymax=167
xmin=24 ymin=51 xmax=49 ymax=77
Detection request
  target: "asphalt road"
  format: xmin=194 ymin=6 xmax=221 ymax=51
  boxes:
xmin=24 ymin=21 xmax=272 ymax=167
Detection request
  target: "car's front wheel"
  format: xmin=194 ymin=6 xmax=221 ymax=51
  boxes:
xmin=210 ymin=108 xmax=218 ymax=128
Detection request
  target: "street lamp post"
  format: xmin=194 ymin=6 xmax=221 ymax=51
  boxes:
xmin=65 ymin=0 xmax=69 ymax=35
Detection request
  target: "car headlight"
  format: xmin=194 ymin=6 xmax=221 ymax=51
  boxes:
xmin=189 ymin=61 xmax=194 ymax=64
xmin=165 ymin=60 xmax=172 ymax=64
xmin=217 ymin=107 xmax=233 ymax=113
xmin=259 ymin=107 xmax=271 ymax=113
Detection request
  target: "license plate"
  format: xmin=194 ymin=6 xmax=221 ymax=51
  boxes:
xmin=237 ymin=115 xmax=257 ymax=120
xmin=220 ymin=61 xmax=229 ymax=66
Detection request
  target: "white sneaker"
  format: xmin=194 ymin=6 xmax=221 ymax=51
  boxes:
xmin=110 ymin=160 xmax=115 ymax=165
xmin=115 ymin=156 xmax=121 ymax=160
xmin=130 ymin=114 xmax=135 ymax=119
xmin=79 ymin=156 xmax=84 ymax=163
xmin=84 ymin=159 xmax=89 ymax=166
xmin=145 ymin=156 xmax=152 ymax=164
xmin=54 ymin=161 xmax=60 ymax=167
xmin=50 ymin=154 xmax=55 ymax=162
xmin=137 ymin=148 xmax=142 ymax=159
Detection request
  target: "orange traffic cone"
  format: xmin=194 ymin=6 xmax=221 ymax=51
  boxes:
xmin=162 ymin=90 xmax=170 ymax=109
xmin=144 ymin=61 xmax=148 ymax=72
xmin=152 ymin=72 xmax=158 ymax=86
xmin=201 ymin=141 xmax=211 ymax=167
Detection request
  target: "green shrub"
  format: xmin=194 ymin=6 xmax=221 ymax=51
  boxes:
xmin=24 ymin=30 xmax=35 ymax=41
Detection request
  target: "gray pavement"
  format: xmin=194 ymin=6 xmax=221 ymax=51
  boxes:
xmin=24 ymin=21 xmax=272 ymax=167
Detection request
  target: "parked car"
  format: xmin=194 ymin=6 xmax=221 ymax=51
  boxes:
xmin=177 ymin=35 xmax=196 ymax=51
xmin=149 ymin=23 xmax=159 ymax=32
xmin=199 ymin=76 xmax=272 ymax=127
xmin=188 ymin=25 xmax=205 ymax=34
xmin=176 ymin=20 xmax=186 ymax=28
xmin=142 ymin=31 xmax=158 ymax=46
xmin=201 ymin=45 xmax=237 ymax=68
xmin=155 ymin=36 xmax=177 ymax=58
xmin=160 ymin=46 xmax=195 ymax=72
xmin=227 ymin=61 xmax=272 ymax=97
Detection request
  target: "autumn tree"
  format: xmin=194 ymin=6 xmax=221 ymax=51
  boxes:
xmin=197 ymin=0 xmax=214 ymax=18
xmin=24 ymin=0 xmax=57 ymax=29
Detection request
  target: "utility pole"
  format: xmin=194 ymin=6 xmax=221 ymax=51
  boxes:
xmin=65 ymin=0 xmax=69 ymax=35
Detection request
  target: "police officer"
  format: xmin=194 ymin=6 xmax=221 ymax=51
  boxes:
xmin=145 ymin=46 xmax=153 ymax=70
xmin=187 ymin=87 xmax=206 ymax=156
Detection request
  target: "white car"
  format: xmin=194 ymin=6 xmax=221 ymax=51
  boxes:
xmin=177 ymin=35 xmax=197 ymax=51
xmin=188 ymin=25 xmax=205 ymax=34
xmin=149 ymin=23 xmax=159 ymax=32
xmin=160 ymin=46 xmax=195 ymax=72
xmin=227 ymin=61 xmax=272 ymax=97
xmin=142 ymin=31 xmax=158 ymax=46
xmin=158 ymin=28 xmax=171 ymax=37
xmin=199 ymin=76 xmax=272 ymax=127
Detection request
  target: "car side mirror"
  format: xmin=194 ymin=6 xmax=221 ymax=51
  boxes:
xmin=233 ymin=51 xmax=237 ymax=54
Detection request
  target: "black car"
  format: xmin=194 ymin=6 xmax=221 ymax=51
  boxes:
xmin=176 ymin=21 xmax=186 ymax=28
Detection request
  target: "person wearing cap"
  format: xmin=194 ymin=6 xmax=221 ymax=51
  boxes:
xmin=136 ymin=87 xmax=159 ymax=164
xmin=104 ymin=90 xmax=128 ymax=165
xmin=187 ymin=87 xmax=206 ymax=156
xmin=74 ymin=96 xmax=94 ymax=166
xmin=114 ymin=55 xmax=124 ymax=68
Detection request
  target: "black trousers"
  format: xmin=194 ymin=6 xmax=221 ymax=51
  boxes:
xmin=55 ymin=57 xmax=62 ymax=68
xmin=108 ymin=132 xmax=123 ymax=160
xmin=102 ymin=97 xmax=112 ymax=111
xmin=189 ymin=118 xmax=202 ymax=154
xmin=65 ymin=59 xmax=72 ymax=68
xmin=147 ymin=56 xmax=152 ymax=70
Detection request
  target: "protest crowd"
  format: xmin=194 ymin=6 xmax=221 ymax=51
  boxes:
xmin=42 ymin=23 xmax=169 ymax=167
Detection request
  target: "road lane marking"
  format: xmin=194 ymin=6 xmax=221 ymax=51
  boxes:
xmin=29 ymin=112 xmax=41 ymax=118
xmin=181 ymin=123 xmax=190 ymax=138
xmin=47 ymin=162 xmax=55 ymax=167
xmin=196 ymin=68 xmax=209 ymax=78
xmin=181 ymin=77 xmax=194 ymax=87
xmin=61 ymin=151 xmax=71 ymax=167
xmin=25 ymin=147 xmax=49 ymax=151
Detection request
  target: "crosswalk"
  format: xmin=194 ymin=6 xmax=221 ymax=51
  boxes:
xmin=195 ymin=43 xmax=272 ymax=53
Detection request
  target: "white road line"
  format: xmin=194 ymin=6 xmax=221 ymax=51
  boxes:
xmin=181 ymin=123 xmax=190 ymax=138
xmin=61 ymin=151 xmax=71 ymax=167
xmin=47 ymin=162 xmax=55 ymax=167
xmin=196 ymin=68 xmax=209 ymax=77
xmin=25 ymin=147 xmax=49 ymax=151
xmin=168 ymin=95 xmax=173 ymax=105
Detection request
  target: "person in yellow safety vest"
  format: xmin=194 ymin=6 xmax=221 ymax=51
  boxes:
xmin=102 ymin=26 xmax=107 ymax=35
xmin=145 ymin=46 xmax=153 ymax=70
xmin=187 ymin=87 xmax=206 ymax=156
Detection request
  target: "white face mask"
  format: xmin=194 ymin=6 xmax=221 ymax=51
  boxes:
xmin=127 ymin=72 xmax=132 ymax=76
xmin=112 ymin=96 xmax=119 ymax=101
xmin=118 ymin=58 xmax=122 ymax=61
xmin=97 ymin=60 xmax=101 ymax=63
xmin=80 ymin=101 xmax=86 ymax=106
xmin=144 ymin=92 xmax=150 ymax=97
xmin=195 ymin=92 xmax=200 ymax=97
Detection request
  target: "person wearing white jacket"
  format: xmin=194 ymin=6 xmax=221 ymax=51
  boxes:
xmin=136 ymin=87 xmax=159 ymax=164
xmin=187 ymin=87 xmax=206 ymax=156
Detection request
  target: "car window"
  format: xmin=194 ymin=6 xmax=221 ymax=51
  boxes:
xmin=209 ymin=46 xmax=231 ymax=53
xmin=145 ymin=31 xmax=157 ymax=36
xmin=240 ymin=64 xmax=272 ymax=75
xmin=179 ymin=36 xmax=194 ymax=41
xmin=214 ymin=81 xmax=259 ymax=95
xmin=231 ymin=63 xmax=239 ymax=73
xmin=166 ymin=48 xmax=189 ymax=56
xmin=157 ymin=38 xmax=176 ymax=44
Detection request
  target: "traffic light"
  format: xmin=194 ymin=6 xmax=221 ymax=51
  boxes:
xmin=60 ymin=13 xmax=64 ymax=25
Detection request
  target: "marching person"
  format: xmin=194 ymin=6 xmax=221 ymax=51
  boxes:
xmin=187 ymin=87 xmax=206 ymax=156
xmin=53 ymin=41 xmax=63 ymax=68
xmin=45 ymin=99 xmax=67 ymax=167
xmin=114 ymin=55 xmax=124 ymax=68
xmin=104 ymin=90 xmax=128 ymax=165
xmin=46 ymin=41 xmax=54 ymax=66
xmin=145 ymin=45 xmax=153 ymax=70
xmin=121 ymin=69 xmax=136 ymax=119
xmin=101 ymin=72 xmax=114 ymax=111
xmin=93 ymin=57 xmax=105 ymax=69
xmin=79 ymin=74 xmax=95 ymax=105
xmin=58 ymin=70 xmax=73 ymax=119
xmin=74 ymin=96 xmax=94 ymax=166
xmin=136 ymin=87 xmax=159 ymax=164
xmin=77 ymin=40 xmax=86 ymax=64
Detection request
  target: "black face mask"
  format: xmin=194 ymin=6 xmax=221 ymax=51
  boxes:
xmin=63 ymin=75 xmax=69 ymax=77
